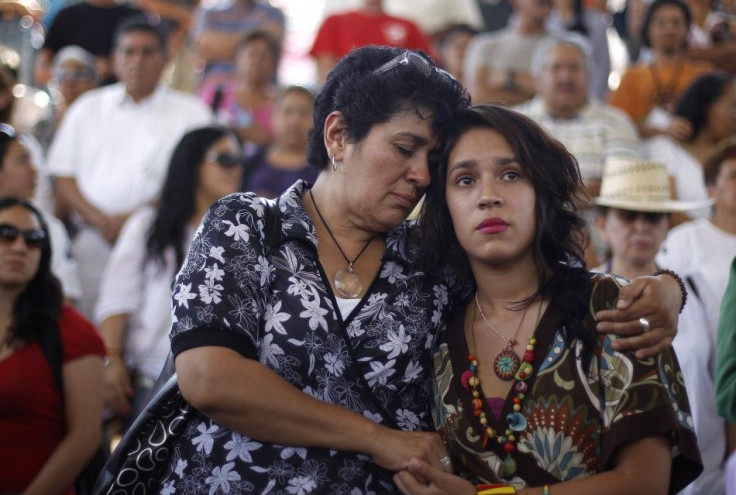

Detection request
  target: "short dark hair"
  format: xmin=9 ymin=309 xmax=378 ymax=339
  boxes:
xmin=235 ymin=29 xmax=282 ymax=71
xmin=0 ymin=197 xmax=62 ymax=345
xmin=114 ymin=14 xmax=168 ymax=52
xmin=704 ymin=140 xmax=736 ymax=186
xmin=675 ymin=71 xmax=735 ymax=142
xmin=641 ymin=0 xmax=691 ymax=48
xmin=147 ymin=126 xmax=239 ymax=269
xmin=306 ymin=45 xmax=470 ymax=171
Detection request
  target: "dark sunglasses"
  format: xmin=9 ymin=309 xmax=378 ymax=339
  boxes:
xmin=616 ymin=210 xmax=669 ymax=224
xmin=373 ymin=51 xmax=456 ymax=81
xmin=205 ymin=151 xmax=244 ymax=169
xmin=0 ymin=224 xmax=47 ymax=249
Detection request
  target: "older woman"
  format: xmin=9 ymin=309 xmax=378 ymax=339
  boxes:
xmin=163 ymin=47 xmax=686 ymax=492
xmin=395 ymin=105 xmax=701 ymax=495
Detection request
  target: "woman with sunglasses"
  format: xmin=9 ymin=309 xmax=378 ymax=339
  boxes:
xmin=159 ymin=47 xmax=687 ymax=492
xmin=0 ymin=197 xmax=105 ymax=494
xmin=394 ymin=105 xmax=702 ymax=495
xmin=94 ymin=126 xmax=244 ymax=429
xmin=0 ymin=122 xmax=82 ymax=304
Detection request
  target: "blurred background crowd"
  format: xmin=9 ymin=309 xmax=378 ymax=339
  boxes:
xmin=0 ymin=0 xmax=735 ymax=493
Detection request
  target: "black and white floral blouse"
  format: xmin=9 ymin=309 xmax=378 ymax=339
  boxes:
xmin=159 ymin=181 xmax=469 ymax=494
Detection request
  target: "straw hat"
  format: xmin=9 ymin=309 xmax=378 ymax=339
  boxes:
xmin=593 ymin=158 xmax=714 ymax=212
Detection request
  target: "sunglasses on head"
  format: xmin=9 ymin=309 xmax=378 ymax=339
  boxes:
xmin=205 ymin=151 xmax=244 ymax=169
xmin=373 ymin=51 xmax=456 ymax=81
xmin=0 ymin=123 xmax=17 ymax=141
xmin=0 ymin=224 xmax=46 ymax=249
xmin=616 ymin=210 xmax=668 ymax=223
xmin=52 ymin=67 xmax=96 ymax=82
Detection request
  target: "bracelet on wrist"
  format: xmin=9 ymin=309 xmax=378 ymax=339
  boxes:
xmin=651 ymin=268 xmax=687 ymax=313
xmin=477 ymin=484 xmax=516 ymax=494
xmin=104 ymin=348 xmax=123 ymax=367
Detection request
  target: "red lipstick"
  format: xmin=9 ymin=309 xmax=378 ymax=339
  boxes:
xmin=476 ymin=218 xmax=508 ymax=234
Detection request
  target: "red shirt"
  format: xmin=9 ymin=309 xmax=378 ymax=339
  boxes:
xmin=0 ymin=306 xmax=105 ymax=494
xmin=310 ymin=10 xmax=434 ymax=60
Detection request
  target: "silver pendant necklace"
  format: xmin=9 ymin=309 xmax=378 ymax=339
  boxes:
xmin=308 ymin=189 xmax=375 ymax=298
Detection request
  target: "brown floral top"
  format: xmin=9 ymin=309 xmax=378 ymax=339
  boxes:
xmin=432 ymin=273 xmax=702 ymax=493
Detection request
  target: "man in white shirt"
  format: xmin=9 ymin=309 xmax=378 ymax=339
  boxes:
xmin=48 ymin=16 xmax=212 ymax=318
xmin=515 ymin=38 xmax=641 ymax=265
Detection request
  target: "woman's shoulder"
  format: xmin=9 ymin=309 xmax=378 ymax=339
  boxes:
xmin=59 ymin=305 xmax=106 ymax=363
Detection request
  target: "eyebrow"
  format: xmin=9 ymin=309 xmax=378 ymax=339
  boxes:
xmin=449 ymin=156 xmax=518 ymax=172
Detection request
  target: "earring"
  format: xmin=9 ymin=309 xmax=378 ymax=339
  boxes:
xmin=331 ymin=155 xmax=338 ymax=171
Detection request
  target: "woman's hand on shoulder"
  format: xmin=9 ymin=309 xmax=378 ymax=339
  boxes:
xmin=394 ymin=458 xmax=476 ymax=495
xmin=594 ymin=274 xmax=679 ymax=359
xmin=368 ymin=427 xmax=450 ymax=474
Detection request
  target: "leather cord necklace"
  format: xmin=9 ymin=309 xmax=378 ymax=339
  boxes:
xmin=308 ymin=188 xmax=375 ymax=298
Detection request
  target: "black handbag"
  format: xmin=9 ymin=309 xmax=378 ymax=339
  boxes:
xmin=93 ymin=198 xmax=282 ymax=494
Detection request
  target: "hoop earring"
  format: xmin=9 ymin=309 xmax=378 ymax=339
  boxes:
xmin=331 ymin=155 xmax=338 ymax=171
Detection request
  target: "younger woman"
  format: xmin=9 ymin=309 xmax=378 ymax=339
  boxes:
xmin=0 ymin=197 xmax=105 ymax=494
xmin=396 ymin=105 xmax=702 ymax=494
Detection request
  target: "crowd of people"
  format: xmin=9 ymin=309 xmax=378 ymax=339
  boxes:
xmin=0 ymin=0 xmax=735 ymax=493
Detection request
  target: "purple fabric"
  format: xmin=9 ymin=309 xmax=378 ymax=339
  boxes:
xmin=486 ymin=397 xmax=505 ymax=421
xmin=245 ymin=161 xmax=319 ymax=199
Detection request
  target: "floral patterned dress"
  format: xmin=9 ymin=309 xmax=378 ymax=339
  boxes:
xmin=157 ymin=181 xmax=468 ymax=494
xmin=433 ymin=273 xmax=702 ymax=493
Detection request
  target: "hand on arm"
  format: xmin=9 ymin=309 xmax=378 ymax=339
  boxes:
xmin=394 ymin=435 xmax=670 ymax=495
xmin=55 ymin=177 xmax=128 ymax=243
xmin=22 ymin=356 xmax=104 ymax=495
xmin=594 ymin=273 xmax=682 ymax=358
xmin=471 ymin=67 xmax=535 ymax=105
xmin=176 ymin=346 xmax=449 ymax=472
xmin=99 ymin=314 xmax=133 ymax=417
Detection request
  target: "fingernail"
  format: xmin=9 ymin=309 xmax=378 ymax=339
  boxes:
xmin=616 ymin=299 xmax=626 ymax=309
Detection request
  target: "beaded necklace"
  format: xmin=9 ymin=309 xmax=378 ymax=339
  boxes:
xmin=466 ymin=298 xmax=542 ymax=479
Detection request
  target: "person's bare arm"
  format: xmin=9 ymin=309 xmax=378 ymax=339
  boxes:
xmin=688 ymin=44 xmax=736 ymax=73
xmin=22 ymin=356 xmax=104 ymax=495
xmin=99 ymin=314 xmax=133 ymax=417
xmin=55 ymin=177 xmax=127 ymax=243
xmin=470 ymin=66 xmax=536 ymax=105
xmin=176 ymin=346 xmax=450 ymax=472
xmin=195 ymin=30 xmax=244 ymax=63
xmin=315 ymin=54 xmax=337 ymax=86
xmin=394 ymin=436 xmax=671 ymax=495
xmin=595 ymin=273 xmax=682 ymax=359
xmin=34 ymin=48 xmax=54 ymax=86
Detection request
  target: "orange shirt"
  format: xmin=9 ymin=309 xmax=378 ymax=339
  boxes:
xmin=608 ymin=60 xmax=714 ymax=122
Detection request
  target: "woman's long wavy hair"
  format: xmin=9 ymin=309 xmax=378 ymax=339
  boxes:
xmin=419 ymin=105 xmax=595 ymax=359
xmin=146 ymin=126 xmax=239 ymax=269
xmin=0 ymin=197 xmax=62 ymax=344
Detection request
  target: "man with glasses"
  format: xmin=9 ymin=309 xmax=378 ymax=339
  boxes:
xmin=47 ymin=16 xmax=211 ymax=319
xmin=33 ymin=46 xmax=100 ymax=152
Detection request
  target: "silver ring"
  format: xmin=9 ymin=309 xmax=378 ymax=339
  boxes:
xmin=439 ymin=455 xmax=451 ymax=467
xmin=639 ymin=317 xmax=651 ymax=332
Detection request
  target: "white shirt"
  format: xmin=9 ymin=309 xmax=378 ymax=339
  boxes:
xmin=657 ymin=219 xmax=736 ymax=335
xmin=47 ymin=84 xmax=212 ymax=215
xmin=643 ymin=136 xmax=712 ymax=219
xmin=40 ymin=208 xmax=82 ymax=301
xmin=515 ymin=96 xmax=641 ymax=182
xmin=95 ymin=207 xmax=194 ymax=379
